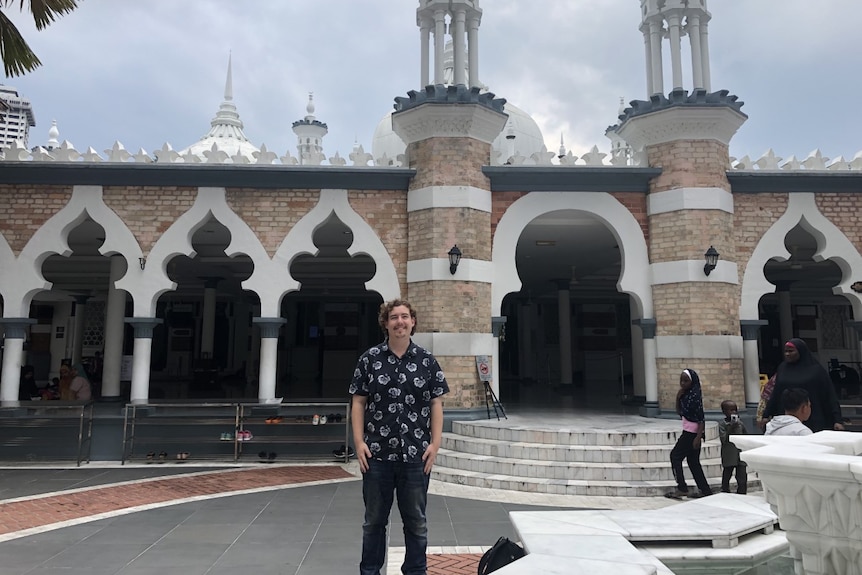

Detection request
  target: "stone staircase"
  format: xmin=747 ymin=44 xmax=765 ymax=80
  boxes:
xmin=433 ymin=416 xmax=742 ymax=497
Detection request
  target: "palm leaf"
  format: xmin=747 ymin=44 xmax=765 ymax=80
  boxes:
xmin=9 ymin=0 xmax=79 ymax=30
xmin=0 ymin=9 xmax=41 ymax=76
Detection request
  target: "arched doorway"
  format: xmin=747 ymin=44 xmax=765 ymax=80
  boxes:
xmin=281 ymin=213 xmax=382 ymax=399
xmin=499 ymin=210 xmax=636 ymax=408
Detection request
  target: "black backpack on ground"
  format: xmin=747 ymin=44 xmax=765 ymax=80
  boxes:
xmin=478 ymin=536 xmax=525 ymax=574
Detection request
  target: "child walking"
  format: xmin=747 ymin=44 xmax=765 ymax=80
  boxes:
xmin=666 ymin=368 xmax=713 ymax=499
xmin=718 ymin=400 xmax=748 ymax=494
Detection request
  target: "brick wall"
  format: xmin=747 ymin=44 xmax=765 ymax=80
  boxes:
xmin=437 ymin=355 xmax=485 ymax=409
xmin=103 ymin=186 xmax=197 ymax=255
xmin=647 ymin=140 xmax=732 ymax=193
xmin=0 ymin=185 xmax=72 ymax=255
xmin=734 ymin=193 xmax=788 ymax=283
xmin=407 ymin=138 xmax=492 ymax=190
xmin=815 ymin=193 xmax=862 ymax=251
xmin=407 ymin=281 xmax=491 ymax=334
xmin=225 ymin=188 xmax=318 ymax=257
xmin=348 ymin=189 xmax=409 ymax=296
xmin=652 ymin=283 xmax=739 ymax=336
xmin=657 ymin=358 xmax=745 ymax=410
xmin=408 ymin=208 xmax=490 ymax=261
xmin=649 ymin=210 xmax=735 ymax=263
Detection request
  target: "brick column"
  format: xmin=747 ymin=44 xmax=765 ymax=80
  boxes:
xmin=392 ymin=85 xmax=507 ymax=411
xmin=618 ymin=90 xmax=747 ymax=410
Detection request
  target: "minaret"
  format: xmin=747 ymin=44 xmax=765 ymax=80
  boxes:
xmin=291 ymin=93 xmax=328 ymax=165
xmin=392 ymin=0 xmax=507 ymax=415
xmin=619 ymin=2 xmax=749 ymax=415
xmin=639 ymin=0 xmax=711 ymax=96
xmin=416 ymin=0 xmax=482 ymax=88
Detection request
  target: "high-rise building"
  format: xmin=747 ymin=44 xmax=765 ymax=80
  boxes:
xmin=0 ymin=85 xmax=36 ymax=148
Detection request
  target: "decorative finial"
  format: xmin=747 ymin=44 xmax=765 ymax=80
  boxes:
xmin=306 ymin=92 xmax=315 ymax=116
xmin=224 ymin=52 xmax=233 ymax=101
xmin=47 ymin=119 xmax=60 ymax=149
xmin=558 ymin=133 xmax=566 ymax=158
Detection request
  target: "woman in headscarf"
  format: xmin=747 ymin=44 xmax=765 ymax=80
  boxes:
xmin=59 ymin=364 xmax=92 ymax=401
xmin=18 ymin=365 xmax=39 ymax=400
xmin=763 ymin=338 xmax=843 ymax=433
xmin=666 ymin=368 xmax=713 ymax=499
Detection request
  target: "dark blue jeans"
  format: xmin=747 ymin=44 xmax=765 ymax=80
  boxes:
xmin=361 ymin=459 xmax=430 ymax=575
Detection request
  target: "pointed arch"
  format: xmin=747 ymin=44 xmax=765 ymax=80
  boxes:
xmin=272 ymin=189 xmax=399 ymax=314
xmin=740 ymin=192 xmax=862 ymax=319
xmin=117 ymin=187 xmax=272 ymax=317
xmin=491 ymin=191 xmax=652 ymax=318
xmin=1 ymin=185 xmax=140 ymax=317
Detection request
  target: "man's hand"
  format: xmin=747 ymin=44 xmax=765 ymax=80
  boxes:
xmin=422 ymin=443 xmax=439 ymax=474
xmin=356 ymin=442 xmax=372 ymax=473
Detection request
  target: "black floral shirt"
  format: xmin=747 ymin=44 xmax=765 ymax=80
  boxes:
xmin=349 ymin=339 xmax=449 ymax=463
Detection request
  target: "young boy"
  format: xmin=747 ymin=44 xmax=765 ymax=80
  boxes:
xmin=765 ymin=388 xmax=813 ymax=436
xmin=718 ymin=400 xmax=748 ymax=494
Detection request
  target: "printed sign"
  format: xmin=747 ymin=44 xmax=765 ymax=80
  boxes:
xmin=475 ymin=355 xmax=492 ymax=382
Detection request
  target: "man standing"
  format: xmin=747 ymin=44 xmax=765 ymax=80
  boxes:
xmin=349 ymin=299 xmax=449 ymax=575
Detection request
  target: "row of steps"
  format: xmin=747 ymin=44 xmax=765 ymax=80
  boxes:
xmin=433 ymin=416 xmax=751 ymax=497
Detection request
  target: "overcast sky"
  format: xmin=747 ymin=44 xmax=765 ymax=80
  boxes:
xmin=5 ymin=0 xmax=861 ymax=164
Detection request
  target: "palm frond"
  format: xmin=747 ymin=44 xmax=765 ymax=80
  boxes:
xmin=11 ymin=0 xmax=79 ymax=30
xmin=0 ymin=9 xmax=41 ymax=76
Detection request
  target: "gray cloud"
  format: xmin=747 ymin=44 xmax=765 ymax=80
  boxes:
xmin=6 ymin=0 xmax=861 ymax=163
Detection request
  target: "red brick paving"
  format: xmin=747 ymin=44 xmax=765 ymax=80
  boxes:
xmin=427 ymin=553 xmax=482 ymax=574
xmin=0 ymin=466 xmax=352 ymax=536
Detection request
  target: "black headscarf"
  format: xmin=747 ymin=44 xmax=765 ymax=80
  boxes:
xmin=764 ymin=338 xmax=842 ymax=432
xmin=677 ymin=368 xmax=704 ymax=422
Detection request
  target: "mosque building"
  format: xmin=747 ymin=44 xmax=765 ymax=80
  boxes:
xmin=2 ymin=0 xmax=862 ymax=428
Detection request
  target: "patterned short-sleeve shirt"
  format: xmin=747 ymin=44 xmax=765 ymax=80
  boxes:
xmin=349 ymin=339 xmax=449 ymax=463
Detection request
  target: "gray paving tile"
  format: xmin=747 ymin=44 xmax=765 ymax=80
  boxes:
xmin=129 ymin=541 xmax=229 ymax=568
xmin=41 ymin=543 xmax=152 ymax=571
xmin=159 ymin=523 xmax=249 ymax=544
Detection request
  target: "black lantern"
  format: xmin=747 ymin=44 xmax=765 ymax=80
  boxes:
xmin=703 ymin=246 xmax=719 ymax=276
xmin=448 ymin=245 xmax=462 ymax=275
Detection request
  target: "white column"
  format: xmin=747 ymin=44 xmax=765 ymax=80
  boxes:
xmin=633 ymin=319 xmax=658 ymax=413
xmin=648 ymin=18 xmax=664 ymax=96
xmin=254 ymin=318 xmax=285 ymax=401
xmin=741 ymin=321 xmax=767 ymax=409
xmin=201 ymin=279 xmax=218 ymax=358
xmin=0 ymin=319 xmax=36 ymax=402
xmin=518 ymin=303 xmax=533 ymax=380
xmin=667 ymin=13 xmax=684 ymax=91
xmin=101 ymin=255 xmax=127 ymax=399
xmin=420 ymin=19 xmax=431 ymax=87
xmin=557 ymin=282 xmax=573 ymax=386
xmin=452 ymin=9 xmax=467 ymax=85
xmin=688 ymin=15 xmax=704 ymax=89
xmin=630 ymin=319 xmax=646 ymax=397
xmin=71 ymin=295 xmax=89 ymax=366
xmin=700 ymin=26 xmax=712 ymax=91
xmin=778 ymin=285 xmax=793 ymax=345
xmin=125 ymin=319 xmax=160 ymax=402
xmin=491 ymin=317 xmax=506 ymax=397
xmin=467 ymin=16 xmax=480 ymax=88
xmin=433 ymin=10 xmax=446 ymax=85
xmin=641 ymin=25 xmax=654 ymax=96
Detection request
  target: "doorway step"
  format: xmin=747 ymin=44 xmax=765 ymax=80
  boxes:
xmin=433 ymin=415 xmax=758 ymax=497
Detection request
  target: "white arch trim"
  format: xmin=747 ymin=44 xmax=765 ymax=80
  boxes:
xmin=492 ymin=191 xmax=653 ymax=318
xmin=740 ymin=192 xmax=862 ymax=320
xmin=2 ymin=185 xmax=141 ymax=317
xmin=273 ymin=189 xmax=400 ymax=313
xmin=119 ymin=187 xmax=273 ymax=317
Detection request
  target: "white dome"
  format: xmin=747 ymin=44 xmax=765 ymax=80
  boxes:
xmin=371 ymin=101 xmax=545 ymax=165
xmin=372 ymin=111 xmax=407 ymax=165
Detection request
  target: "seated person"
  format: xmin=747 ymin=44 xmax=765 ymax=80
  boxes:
xmin=765 ymin=388 xmax=813 ymax=436
xmin=18 ymin=365 xmax=39 ymax=400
